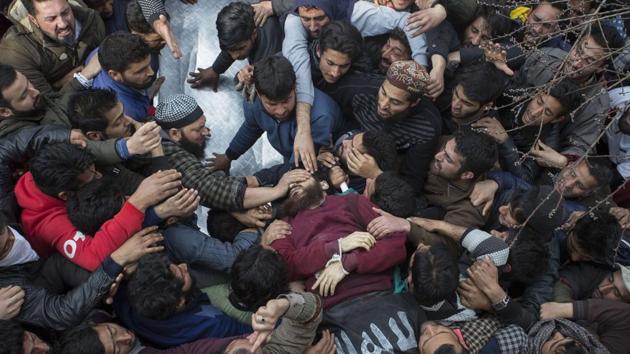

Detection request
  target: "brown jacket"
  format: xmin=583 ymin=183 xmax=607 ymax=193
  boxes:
xmin=409 ymin=172 xmax=487 ymax=247
xmin=0 ymin=0 xmax=105 ymax=95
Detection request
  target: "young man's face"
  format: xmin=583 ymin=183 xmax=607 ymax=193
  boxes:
xmin=377 ymin=79 xmax=417 ymax=120
xmin=380 ymin=37 xmax=411 ymax=73
xmin=337 ymin=132 xmax=368 ymax=165
xmin=112 ymin=56 xmax=155 ymax=90
xmin=418 ymin=321 xmax=464 ymax=354
xmin=319 ymin=48 xmax=352 ymax=84
xmin=462 ymin=16 xmax=490 ymax=47
xmin=103 ymin=101 xmax=133 ymax=139
xmin=298 ymin=7 xmax=330 ymax=38
xmin=521 ymin=93 xmax=565 ymax=126
xmin=524 ymin=2 xmax=561 ymax=43
xmin=430 ymin=138 xmax=465 ymax=180
xmin=592 ymin=271 xmax=630 ymax=302
xmin=555 ymin=160 xmax=598 ymax=199
xmin=259 ymin=90 xmax=297 ymax=121
xmin=228 ymin=36 xmax=256 ymax=61
xmin=0 ymin=71 xmax=42 ymax=117
xmin=93 ymin=323 xmax=137 ymax=354
xmin=29 ymin=0 xmax=76 ymax=46
xmin=451 ymin=84 xmax=482 ymax=120
xmin=564 ymin=35 xmax=607 ymax=81
xmin=568 ymin=0 xmax=594 ymax=25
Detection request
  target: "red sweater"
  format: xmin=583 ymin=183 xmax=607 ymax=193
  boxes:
xmin=15 ymin=172 xmax=145 ymax=271
xmin=271 ymin=194 xmax=406 ymax=308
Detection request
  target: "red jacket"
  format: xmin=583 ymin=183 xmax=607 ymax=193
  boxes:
xmin=271 ymin=194 xmax=406 ymax=309
xmin=15 ymin=172 xmax=144 ymax=271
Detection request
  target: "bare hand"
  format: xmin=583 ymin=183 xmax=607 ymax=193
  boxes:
xmin=426 ymin=67 xmax=445 ymax=100
xmin=252 ymin=1 xmax=273 ymax=27
xmin=237 ymin=65 xmax=255 ymax=85
xmin=367 ymin=207 xmax=410 ymax=239
xmin=276 ymin=169 xmax=312 ymax=194
xmin=262 ymin=220 xmax=292 ymax=248
xmin=235 ymin=77 xmax=257 ymax=102
xmin=110 ymin=226 xmax=164 ymax=267
xmin=472 ymin=117 xmax=508 ymax=144
xmin=126 ymin=121 xmax=162 ymax=156
xmin=128 ymin=169 xmax=182 ymax=210
xmin=469 ymin=180 xmax=498 ymax=216
xmin=69 ymin=129 xmax=87 ymax=148
xmin=610 ymin=207 xmax=630 ymax=229
xmin=188 ymin=67 xmax=219 ymax=91
xmin=154 ymin=188 xmax=200 ymax=219
xmin=206 ymin=153 xmax=231 ymax=172
xmin=0 ymin=286 xmax=25 ymax=320
xmin=562 ymin=211 xmax=586 ymax=231
xmin=480 ymin=41 xmax=513 ymax=76
xmin=329 ymin=166 xmax=349 ymax=190
xmin=250 ymin=298 xmax=290 ymax=351
xmin=153 ymin=15 xmax=182 ymax=59
xmin=347 ymin=147 xmax=382 ymax=179
xmin=339 ymin=231 xmax=376 ymax=252
xmin=406 ymin=5 xmax=447 ymax=36
xmin=458 ymin=279 xmax=492 ymax=311
xmin=531 ymin=140 xmax=568 ymax=169
xmin=294 ymin=130 xmax=317 ymax=172
xmin=81 ymin=52 xmax=102 ymax=79
xmin=305 ymin=330 xmax=336 ymax=354
xmin=317 ymin=151 xmax=338 ymax=168
xmin=312 ymin=261 xmax=347 ymax=296
xmin=232 ymin=205 xmax=273 ymax=228
xmin=467 ymin=257 xmax=499 ymax=293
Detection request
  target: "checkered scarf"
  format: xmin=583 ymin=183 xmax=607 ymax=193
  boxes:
xmin=528 ymin=319 xmax=609 ymax=354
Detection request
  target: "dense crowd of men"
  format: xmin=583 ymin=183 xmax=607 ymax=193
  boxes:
xmin=0 ymin=0 xmax=628 ymax=352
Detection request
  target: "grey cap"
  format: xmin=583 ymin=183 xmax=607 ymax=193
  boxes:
xmin=155 ymin=94 xmax=204 ymax=129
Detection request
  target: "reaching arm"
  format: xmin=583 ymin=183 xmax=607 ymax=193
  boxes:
xmin=282 ymin=14 xmax=315 ymax=105
xmin=16 ymin=257 xmax=122 ymax=330
xmin=350 ymin=1 xmax=428 ymax=66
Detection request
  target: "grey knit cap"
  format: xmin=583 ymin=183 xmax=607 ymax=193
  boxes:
xmin=155 ymin=94 xmax=204 ymax=129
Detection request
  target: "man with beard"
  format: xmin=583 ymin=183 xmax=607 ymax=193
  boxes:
xmin=91 ymin=32 xmax=157 ymax=122
xmin=155 ymin=94 xmax=311 ymax=212
xmin=0 ymin=64 xmax=146 ymax=165
xmin=513 ymin=23 xmax=625 ymax=156
xmin=473 ymin=78 xmax=583 ymax=183
xmin=270 ymin=169 xmax=407 ymax=309
xmin=0 ymin=0 xmax=105 ymax=95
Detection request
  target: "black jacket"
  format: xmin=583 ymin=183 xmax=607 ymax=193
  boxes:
xmin=0 ymin=257 xmax=122 ymax=330
xmin=0 ymin=125 xmax=70 ymax=227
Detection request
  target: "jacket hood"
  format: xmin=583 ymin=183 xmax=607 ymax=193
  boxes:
xmin=15 ymin=171 xmax=64 ymax=213
xmin=291 ymin=0 xmax=356 ymax=21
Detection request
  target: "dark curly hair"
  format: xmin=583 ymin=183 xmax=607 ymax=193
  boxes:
xmin=320 ymin=20 xmax=364 ymax=63
xmin=454 ymin=127 xmax=497 ymax=177
xmin=127 ymin=253 xmax=187 ymax=320
xmin=216 ymin=2 xmax=256 ymax=52
xmin=230 ymin=245 xmax=289 ymax=312
xmin=362 ymin=131 xmax=398 ymax=171
xmin=371 ymin=172 xmax=415 ymax=217
xmin=411 ymin=242 xmax=459 ymax=306
xmin=98 ymin=32 xmax=151 ymax=73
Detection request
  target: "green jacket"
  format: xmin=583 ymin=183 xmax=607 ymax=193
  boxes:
xmin=0 ymin=0 xmax=105 ymax=95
